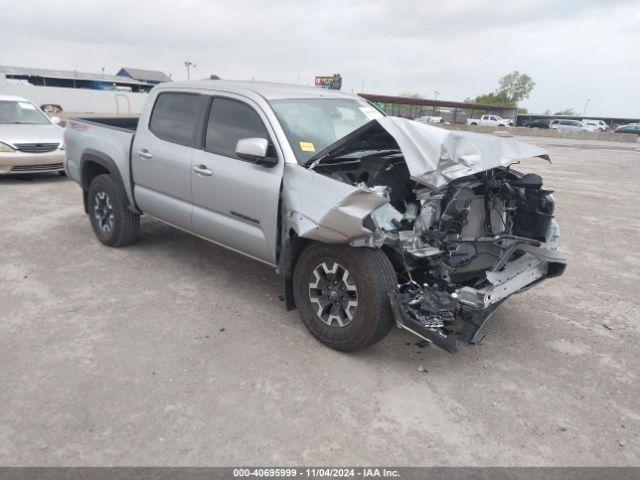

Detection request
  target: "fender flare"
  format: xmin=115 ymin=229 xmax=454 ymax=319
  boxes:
xmin=80 ymin=149 xmax=136 ymax=212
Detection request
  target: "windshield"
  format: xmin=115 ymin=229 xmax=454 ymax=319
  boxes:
xmin=0 ymin=101 xmax=51 ymax=125
xmin=269 ymin=98 xmax=383 ymax=164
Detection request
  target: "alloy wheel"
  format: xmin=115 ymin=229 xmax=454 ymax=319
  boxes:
xmin=93 ymin=191 xmax=114 ymax=233
xmin=308 ymin=262 xmax=359 ymax=327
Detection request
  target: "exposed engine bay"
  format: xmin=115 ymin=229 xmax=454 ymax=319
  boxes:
xmin=297 ymin=118 xmax=566 ymax=352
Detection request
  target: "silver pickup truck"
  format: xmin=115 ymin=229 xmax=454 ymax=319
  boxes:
xmin=65 ymin=80 xmax=565 ymax=353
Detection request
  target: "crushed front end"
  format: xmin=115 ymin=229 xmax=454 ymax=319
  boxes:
xmin=383 ymin=168 xmax=566 ymax=352
xmin=298 ymin=117 xmax=566 ymax=352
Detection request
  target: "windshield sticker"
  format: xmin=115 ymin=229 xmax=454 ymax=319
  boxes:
xmin=18 ymin=102 xmax=36 ymax=110
xmin=299 ymin=141 xmax=316 ymax=152
xmin=359 ymin=106 xmax=384 ymax=120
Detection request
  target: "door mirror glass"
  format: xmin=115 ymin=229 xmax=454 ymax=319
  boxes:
xmin=236 ymin=137 xmax=268 ymax=159
xmin=235 ymin=137 xmax=276 ymax=166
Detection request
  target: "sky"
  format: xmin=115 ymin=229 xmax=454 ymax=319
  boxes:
xmin=1 ymin=0 xmax=639 ymax=116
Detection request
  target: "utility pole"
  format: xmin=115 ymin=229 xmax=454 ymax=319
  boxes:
xmin=583 ymin=98 xmax=591 ymax=116
xmin=434 ymin=90 xmax=440 ymax=100
xmin=184 ymin=61 xmax=197 ymax=80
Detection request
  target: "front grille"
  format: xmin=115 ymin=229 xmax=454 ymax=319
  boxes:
xmin=10 ymin=163 xmax=64 ymax=172
xmin=14 ymin=142 xmax=60 ymax=153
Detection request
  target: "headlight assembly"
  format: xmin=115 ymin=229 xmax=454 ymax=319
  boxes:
xmin=0 ymin=142 xmax=15 ymax=153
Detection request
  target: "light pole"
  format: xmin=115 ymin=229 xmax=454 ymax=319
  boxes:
xmin=184 ymin=61 xmax=197 ymax=80
xmin=434 ymin=90 xmax=440 ymax=100
xmin=583 ymin=98 xmax=591 ymax=116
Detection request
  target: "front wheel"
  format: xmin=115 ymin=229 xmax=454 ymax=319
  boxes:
xmin=293 ymin=244 xmax=397 ymax=352
xmin=88 ymin=174 xmax=140 ymax=247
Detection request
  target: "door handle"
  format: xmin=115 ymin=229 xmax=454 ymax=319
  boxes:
xmin=137 ymin=149 xmax=152 ymax=159
xmin=193 ymin=164 xmax=213 ymax=176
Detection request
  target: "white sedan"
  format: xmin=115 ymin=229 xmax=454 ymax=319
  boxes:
xmin=549 ymin=119 xmax=590 ymax=132
xmin=0 ymin=95 xmax=65 ymax=175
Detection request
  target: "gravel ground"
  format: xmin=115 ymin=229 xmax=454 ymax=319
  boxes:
xmin=0 ymin=137 xmax=638 ymax=466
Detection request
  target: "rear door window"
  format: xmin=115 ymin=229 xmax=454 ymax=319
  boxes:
xmin=205 ymin=97 xmax=273 ymax=159
xmin=149 ymin=92 xmax=204 ymax=146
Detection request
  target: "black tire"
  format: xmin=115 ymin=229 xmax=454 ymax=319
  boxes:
xmin=58 ymin=170 xmax=67 ymax=176
xmin=87 ymin=174 xmax=139 ymax=247
xmin=293 ymin=244 xmax=397 ymax=352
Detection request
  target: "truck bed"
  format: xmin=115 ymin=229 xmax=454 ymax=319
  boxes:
xmin=74 ymin=116 xmax=139 ymax=132
xmin=65 ymin=116 xmax=139 ymax=207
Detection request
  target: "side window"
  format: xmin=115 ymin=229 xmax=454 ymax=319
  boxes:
xmin=206 ymin=97 xmax=273 ymax=159
xmin=149 ymin=92 xmax=203 ymax=146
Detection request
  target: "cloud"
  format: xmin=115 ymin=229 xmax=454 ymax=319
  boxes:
xmin=0 ymin=0 xmax=638 ymax=116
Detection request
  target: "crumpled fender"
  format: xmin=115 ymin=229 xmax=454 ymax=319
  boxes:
xmin=282 ymin=164 xmax=388 ymax=242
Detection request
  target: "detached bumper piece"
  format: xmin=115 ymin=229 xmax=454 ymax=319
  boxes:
xmin=390 ymin=288 xmax=459 ymax=353
xmin=390 ymin=289 xmax=506 ymax=353
xmin=390 ymin=253 xmax=566 ymax=352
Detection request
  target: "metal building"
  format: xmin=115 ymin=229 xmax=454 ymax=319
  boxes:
xmin=0 ymin=65 xmax=155 ymax=93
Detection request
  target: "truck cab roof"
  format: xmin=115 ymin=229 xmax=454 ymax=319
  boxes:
xmin=154 ymin=79 xmax=362 ymax=102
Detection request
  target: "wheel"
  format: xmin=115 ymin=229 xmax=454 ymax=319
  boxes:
xmin=87 ymin=174 xmax=139 ymax=247
xmin=470 ymin=122 xmax=478 ymax=126
xmin=293 ymin=244 xmax=397 ymax=352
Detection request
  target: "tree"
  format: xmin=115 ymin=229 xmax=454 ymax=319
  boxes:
xmin=469 ymin=71 xmax=535 ymax=107
xmin=399 ymin=92 xmax=424 ymax=99
xmin=553 ymin=108 xmax=575 ymax=115
xmin=497 ymin=71 xmax=535 ymax=104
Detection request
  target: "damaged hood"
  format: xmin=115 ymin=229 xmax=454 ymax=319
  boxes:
xmin=310 ymin=117 xmax=550 ymax=189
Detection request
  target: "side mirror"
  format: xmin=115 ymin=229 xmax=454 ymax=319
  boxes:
xmin=50 ymin=116 xmax=61 ymax=125
xmin=235 ymin=137 xmax=277 ymax=167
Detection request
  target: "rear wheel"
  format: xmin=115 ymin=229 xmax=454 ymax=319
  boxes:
xmin=88 ymin=174 xmax=139 ymax=247
xmin=293 ymin=244 xmax=397 ymax=352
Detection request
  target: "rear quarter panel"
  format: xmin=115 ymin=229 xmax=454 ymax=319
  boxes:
xmin=65 ymin=120 xmax=136 ymax=205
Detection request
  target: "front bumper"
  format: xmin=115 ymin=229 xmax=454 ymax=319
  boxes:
xmin=0 ymin=150 xmax=66 ymax=174
xmin=390 ymin=253 xmax=566 ymax=352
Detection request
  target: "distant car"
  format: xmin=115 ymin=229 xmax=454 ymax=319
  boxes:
xmin=415 ymin=115 xmax=444 ymax=124
xmin=581 ymin=119 xmax=608 ymax=131
xmin=0 ymin=95 xmax=65 ymax=175
xmin=614 ymin=123 xmax=640 ymax=135
xmin=524 ymin=119 xmax=550 ymax=129
xmin=549 ymin=119 xmax=589 ymax=132
xmin=467 ymin=114 xmax=513 ymax=127
xmin=40 ymin=104 xmax=64 ymax=115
